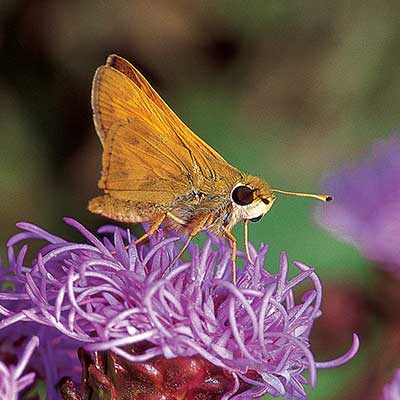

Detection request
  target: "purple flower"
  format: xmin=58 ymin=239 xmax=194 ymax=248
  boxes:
xmin=0 ymin=324 xmax=81 ymax=400
xmin=0 ymin=335 xmax=38 ymax=400
xmin=383 ymin=369 xmax=400 ymax=400
xmin=0 ymin=218 xmax=359 ymax=399
xmin=315 ymin=136 xmax=400 ymax=275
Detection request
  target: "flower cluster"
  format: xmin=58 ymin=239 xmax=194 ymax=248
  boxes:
xmin=0 ymin=218 xmax=359 ymax=399
xmin=0 ymin=336 xmax=38 ymax=400
xmin=316 ymin=136 xmax=400 ymax=275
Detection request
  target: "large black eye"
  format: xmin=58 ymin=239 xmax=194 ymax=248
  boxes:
xmin=232 ymin=185 xmax=254 ymax=206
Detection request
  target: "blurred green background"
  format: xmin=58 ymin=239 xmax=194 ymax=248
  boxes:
xmin=1 ymin=1 xmax=399 ymax=399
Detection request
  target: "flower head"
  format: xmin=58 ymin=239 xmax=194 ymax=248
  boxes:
xmin=0 ymin=336 xmax=38 ymax=400
xmin=316 ymin=136 xmax=400 ymax=275
xmin=383 ymin=369 xmax=400 ymax=400
xmin=0 ymin=218 xmax=359 ymax=399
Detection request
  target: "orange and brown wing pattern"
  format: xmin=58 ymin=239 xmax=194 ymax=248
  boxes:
xmin=99 ymin=118 xmax=191 ymax=203
xmin=91 ymin=55 xmax=241 ymax=187
xmin=104 ymin=54 xmax=229 ymax=167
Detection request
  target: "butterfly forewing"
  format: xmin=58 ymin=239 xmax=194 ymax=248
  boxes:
xmin=100 ymin=118 xmax=191 ymax=203
xmin=93 ymin=55 xmax=240 ymax=175
xmin=104 ymin=54 xmax=230 ymax=165
xmin=91 ymin=55 xmax=243 ymax=224
xmin=92 ymin=66 xmax=170 ymax=144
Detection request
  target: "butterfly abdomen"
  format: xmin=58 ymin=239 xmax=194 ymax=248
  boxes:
xmin=88 ymin=195 xmax=165 ymax=223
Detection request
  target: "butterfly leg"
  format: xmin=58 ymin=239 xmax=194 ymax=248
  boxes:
xmin=223 ymin=229 xmax=238 ymax=285
xmin=166 ymin=211 xmax=186 ymax=225
xmin=161 ymin=230 xmax=196 ymax=278
xmin=243 ymin=219 xmax=255 ymax=265
xmin=115 ymin=214 xmax=165 ymax=254
xmin=162 ymin=215 xmax=210 ymax=276
xmin=134 ymin=214 xmax=166 ymax=245
xmin=172 ymin=232 xmax=195 ymax=264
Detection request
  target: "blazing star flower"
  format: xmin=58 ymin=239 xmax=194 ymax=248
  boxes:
xmin=383 ymin=369 xmax=400 ymax=400
xmin=0 ymin=335 xmax=38 ymax=400
xmin=0 ymin=218 xmax=359 ymax=399
xmin=315 ymin=136 xmax=400 ymax=275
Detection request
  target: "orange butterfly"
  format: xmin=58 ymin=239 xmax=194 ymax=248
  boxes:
xmin=89 ymin=54 xmax=331 ymax=283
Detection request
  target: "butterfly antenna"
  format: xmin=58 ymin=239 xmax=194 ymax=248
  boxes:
xmin=271 ymin=188 xmax=333 ymax=202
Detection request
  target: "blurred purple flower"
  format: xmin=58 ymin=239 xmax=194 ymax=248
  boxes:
xmin=0 ymin=218 xmax=359 ymax=399
xmin=316 ymin=136 xmax=400 ymax=275
xmin=383 ymin=369 xmax=400 ymax=400
xmin=0 ymin=335 xmax=38 ymax=400
xmin=0 ymin=324 xmax=81 ymax=400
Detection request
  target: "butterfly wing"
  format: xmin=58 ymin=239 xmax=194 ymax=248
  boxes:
xmin=98 ymin=118 xmax=191 ymax=203
xmin=90 ymin=55 xmax=242 ymax=222
xmin=92 ymin=55 xmax=240 ymax=177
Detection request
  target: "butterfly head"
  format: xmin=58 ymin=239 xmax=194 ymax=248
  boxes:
xmin=230 ymin=176 xmax=276 ymax=223
xmin=229 ymin=174 xmax=333 ymax=227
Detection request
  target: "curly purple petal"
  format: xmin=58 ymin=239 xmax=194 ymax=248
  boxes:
xmin=0 ymin=218 xmax=359 ymax=399
xmin=0 ymin=336 xmax=38 ymax=400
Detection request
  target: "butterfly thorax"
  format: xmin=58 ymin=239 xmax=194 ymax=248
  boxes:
xmin=165 ymin=173 xmax=276 ymax=236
